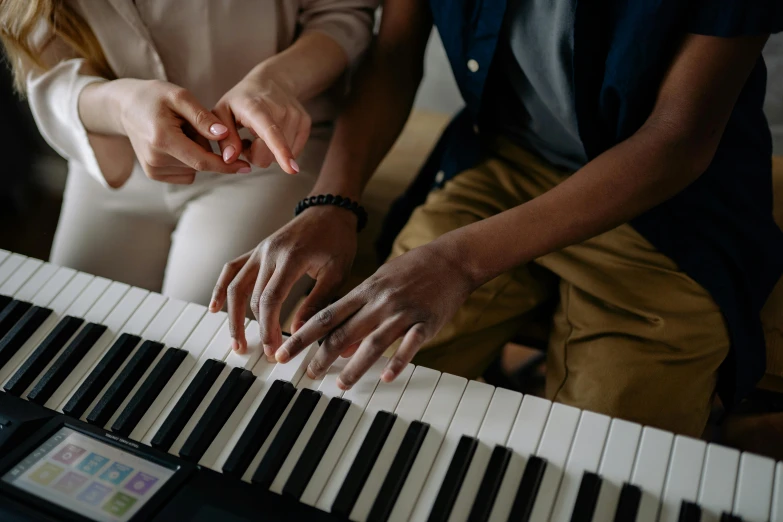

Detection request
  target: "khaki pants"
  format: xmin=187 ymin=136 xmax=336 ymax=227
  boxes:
xmin=390 ymin=137 xmax=730 ymax=437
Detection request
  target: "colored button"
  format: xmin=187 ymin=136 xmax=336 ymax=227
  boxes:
xmin=467 ymin=59 xmax=479 ymax=72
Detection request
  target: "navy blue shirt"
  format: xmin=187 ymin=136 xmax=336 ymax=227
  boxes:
xmin=379 ymin=0 xmax=783 ymax=405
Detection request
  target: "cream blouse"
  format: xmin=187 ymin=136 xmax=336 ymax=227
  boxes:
xmin=25 ymin=0 xmax=377 ymax=187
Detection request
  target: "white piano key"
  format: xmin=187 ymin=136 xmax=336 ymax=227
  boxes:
xmin=224 ymin=320 xmax=267 ymax=371
xmin=0 ymin=250 xmax=9 ymax=266
xmin=118 ymin=293 xmax=168 ymax=336
xmin=697 ymin=444 xmax=739 ymax=522
xmin=550 ymin=411 xmax=611 ymax=522
xmin=386 ymin=373 xmax=467 ymax=522
xmin=629 ymin=426 xmax=674 ymax=522
xmin=14 ymin=263 xmax=58 ymax=302
xmin=591 ymin=419 xmax=642 ymax=522
xmin=528 ymin=402 xmax=581 ymax=522
xmin=317 ymin=364 xmax=416 ymax=513
xmin=103 ymin=346 xmax=169 ymax=429
xmin=300 ymin=359 xmax=387 ymax=507
xmin=488 ymin=395 xmax=552 ymax=522
xmin=208 ymin=337 xmax=316 ymax=472
xmin=0 ymin=254 xmax=27 ymax=286
xmin=1 ymin=259 xmax=44 ymax=297
xmin=659 ymin=435 xmax=706 ymax=522
xmin=161 ymin=303 xmax=206 ymax=347
xmin=269 ymin=358 xmax=348 ymax=494
xmin=772 ymin=462 xmax=783 ymax=522
xmin=732 ymin=452 xmax=775 ymax=522
xmin=29 ymin=267 xmax=76 ymax=307
xmin=351 ymin=366 xmax=442 ymax=522
xmin=408 ymin=380 xmax=494 ymax=522
xmin=447 ymin=387 xmax=523 ymax=522
xmin=81 ymin=282 xmax=129 ymax=324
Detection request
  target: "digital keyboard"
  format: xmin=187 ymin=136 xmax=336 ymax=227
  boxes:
xmin=0 ymin=249 xmax=780 ymax=522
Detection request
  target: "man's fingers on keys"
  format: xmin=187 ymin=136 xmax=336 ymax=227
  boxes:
xmin=292 ymin=269 xmax=344 ymax=333
xmin=253 ymin=263 xmax=303 ymax=358
xmin=338 ymin=316 xmax=410 ymax=390
xmin=226 ymin=256 xmax=259 ymax=353
xmin=304 ymin=307 xmax=376 ymax=380
xmin=211 ymin=252 xmax=251 ymax=312
xmin=382 ymin=324 xmax=429 ymax=383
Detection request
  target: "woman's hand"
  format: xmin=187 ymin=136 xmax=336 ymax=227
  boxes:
xmin=213 ymin=65 xmax=310 ymax=175
xmin=209 ymin=205 xmax=358 ymax=356
xmin=271 ymin=239 xmax=478 ymax=390
xmin=113 ymin=79 xmax=251 ymax=184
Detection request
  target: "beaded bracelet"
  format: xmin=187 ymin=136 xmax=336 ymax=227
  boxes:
xmin=294 ymin=194 xmax=368 ymax=232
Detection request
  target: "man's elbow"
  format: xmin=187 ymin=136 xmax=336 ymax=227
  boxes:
xmin=643 ymin=113 xmax=724 ymax=177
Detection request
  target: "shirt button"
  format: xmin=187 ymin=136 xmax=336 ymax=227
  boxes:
xmin=467 ymin=59 xmax=480 ymax=73
xmin=435 ymin=170 xmax=445 ymax=184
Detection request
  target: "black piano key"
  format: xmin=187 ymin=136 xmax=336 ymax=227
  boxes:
xmin=507 ymin=455 xmax=548 ymax=522
xmin=427 ymin=435 xmax=480 ymax=522
xmin=111 ymin=347 xmax=187 ymax=437
xmin=283 ymin=396 xmax=352 ymax=499
xmin=613 ymin=483 xmax=641 ymax=522
xmin=720 ymin=513 xmax=742 ymax=522
xmin=367 ymin=420 xmax=431 ymax=522
xmin=26 ymin=323 xmax=107 ymax=405
xmin=151 ymin=359 xmax=226 ymax=451
xmin=3 ymin=316 xmax=83 ymax=396
xmin=467 ymin=445 xmax=513 ymax=522
xmin=0 ymin=300 xmax=32 ymax=340
xmin=570 ymin=471 xmax=603 ymax=522
xmin=0 ymin=306 xmax=51 ymax=371
xmin=179 ymin=367 xmax=255 ymax=462
xmin=251 ymin=388 xmax=322 ymax=489
xmin=678 ymin=500 xmax=701 ymax=522
xmin=331 ymin=410 xmax=398 ymax=517
xmin=222 ymin=379 xmax=296 ymax=477
xmin=85 ymin=340 xmax=162 ymax=427
xmin=0 ymin=294 xmax=12 ymax=313
xmin=62 ymin=333 xmax=140 ymax=419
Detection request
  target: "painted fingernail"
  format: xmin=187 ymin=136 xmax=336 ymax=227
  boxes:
xmin=238 ymin=167 xmax=252 ymax=174
xmin=336 ymin=377 xmax=351 ymax=391
xmin=222 ymin=145 xmax=235 ymax=163
xmin=289 ymin=159 xmax=300 ymax=173
xmin=276 ymin=348 xmax=290 ymax=363
xmin=210 ymin=123 xmax=228 ymax=135
xmin=381 ymin=370 xmax=394 ymax=382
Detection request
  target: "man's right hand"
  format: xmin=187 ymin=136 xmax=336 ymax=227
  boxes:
xmin=209 ymin=204 xmax=359 ymax=357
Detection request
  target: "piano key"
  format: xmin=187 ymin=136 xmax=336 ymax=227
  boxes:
xmin=0 ymin=306 xmax=52 ymax=373
xmin=0 ymin=254 xmax=27 ymax=286
xmin=159 ymin=303 xmax=206 ymax=347
xmin=0 ymin=300 xmax=33 ymax=340
xmin=591 ymin=420 xmax=642 ymax=521
xmin=252 ymin=388 xmax=323 ymax=488
xmin=224 ymin=319 xmax=267 ymax=371
xmin=0 ymin=258 xmax=43 ymax=296
xmin=112 ymin=347 xmax=188 ymax=436
xmin=61 ymin=277 xmax=111 ymax=319
xmin=569 ymin=471 xmax=603 ymax=522
xmin=732 ymin=452 xmax=775 ymax=522
xmin=3 ymin=316 xmax=84 ymax=396
xmin=283 ymin=396 xmax=352 ymax=499
xmin=384 ymin=372 xmax=467 ymax=522
xmin=613 ymin=483 xmax=642 ymax=522
xmin=0 ymin=250 xmax=10 ymax=266
xmin=85 ymin=340 xmax=163 ymax=427
xmin=179 ymin=367 xmax=255 ymax=462
xmin=629 ymin=427 xmax=675 ymax=522
xmin=508 ymin=455 xmax=548 ymax=522
xmin=465 ymin=444 xmax=512 ymax=522
xmin=331 ymin=410 xmax=399 ymax=517
xmin=300 ymin=359 xmax=386 ymax=507
xmin=528 ymin=403 xmax=582 ymax=522
xmin=351 ymin=366 xmax=441 ymax=522
xmin=487 ymin=395 xmax=552 ymax=522
xmin=222 ymin=378 xmax=296 ymax=477
xmin=427 ymin=435 xmax=479 ymax=522
xmin=14 ymin=263 xmax=58 ymax=302
xmin=270 ymin=358 xmax=348 ymax=494
xmin=151 ymin=359 xmax=226 ymax=451
xmin=0 ymin=294 xmax=10 ymax=312
xmin=659 ymin=436 xmax=706 ymax=522
xmin=62 ymin=333 xmax=141 ymax=419
xmin=448 ymin=387 xmax=523 ymax=522
xmin=773 ymin=462 xmax=783 ymax=522
xmin=678 ymin=500 xmax=702 ymax=522
xmin=26 ymin=323 xmax=107 ymax=405
xmin=408 ymin=380 xmax=494 ymax=521
xmin=30 ymin=267 xmax=79 ymax=309
xmin=697 ymin=445 xmax=740 ymax=522
xmin=720 ymin=513 xmax=742 ymax=522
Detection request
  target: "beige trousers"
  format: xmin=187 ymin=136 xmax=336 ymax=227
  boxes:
xmin=50 ymin=127 xmax=330 ymax=312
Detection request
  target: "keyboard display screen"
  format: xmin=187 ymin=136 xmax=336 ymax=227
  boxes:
xmin=2 ymin=427 xmax=176 ymax=521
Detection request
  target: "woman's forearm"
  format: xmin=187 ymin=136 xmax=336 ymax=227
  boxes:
xmin=78 ymin=79 xmax=128 ymax=135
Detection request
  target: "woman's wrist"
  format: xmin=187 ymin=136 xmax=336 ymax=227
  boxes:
xmin=78 ymin=79 xmax=134 ymax=136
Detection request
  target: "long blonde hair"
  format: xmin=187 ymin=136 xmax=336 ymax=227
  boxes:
xmin=0 ymin=0 xmax=113 ymax=93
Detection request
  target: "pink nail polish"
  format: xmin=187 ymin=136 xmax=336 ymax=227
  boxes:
xmin=223 ymin=145 xmax=235 ymax=163
xmin=289 ymin=159 xmax=300 ymax=173
xmin=210 ymin=123 xmax=228 ymax=135
xmin=238 ymin=167 xmax=252 ymax=174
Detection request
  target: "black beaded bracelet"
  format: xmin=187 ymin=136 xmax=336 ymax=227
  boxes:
xmin=294 ymin=194 xmax=368 ymax=232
